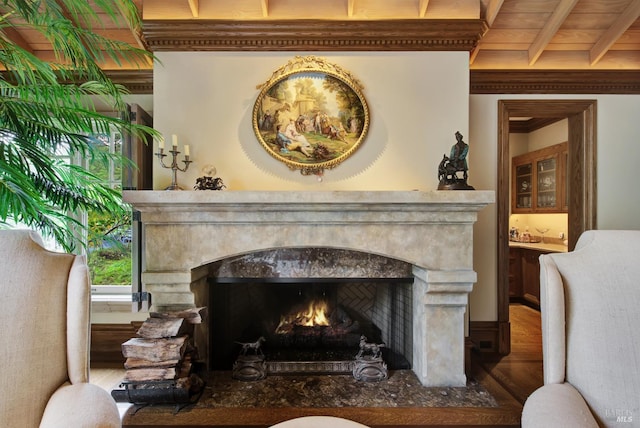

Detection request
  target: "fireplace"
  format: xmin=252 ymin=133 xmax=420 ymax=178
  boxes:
xmin=206 ymin=248 xmax=415 ymax=378
xmin=124 ymin=190 xmax=494 ymax=387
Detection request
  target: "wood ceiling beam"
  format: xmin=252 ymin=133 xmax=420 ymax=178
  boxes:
xmin=470 ymin=0 xmax=502 ymax=65
xmin=187 ymin=0 xmax=199 ymax=17
xmin=419 ymin=0 xmax=429 ymax=18
xmin=528 ymin=0 xmax=579 ymax=66
xmin=1 ymin=27 xmax=34 ymax=54
xmin=590 ymin=0 xmax=640 ymax=66
xmin=485 ymin=0 xmax=504 ymax=27
xmin=348 ymin=0 xmax=355 ymax=17
xmin=261 ymin=0 xmax=269 ymax=18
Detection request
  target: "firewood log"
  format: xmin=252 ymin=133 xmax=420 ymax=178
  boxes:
xmin=123 ymin=367 xmax=177 ymax=382
xmin=136 ymin=317 xmax=190 ymax=339
xmin=121 ymin=336 xmax=188 ymax=362
xmin=150 ymin=307 xmax=208 ymax=324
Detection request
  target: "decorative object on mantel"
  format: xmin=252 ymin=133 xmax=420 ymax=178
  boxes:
xmin=194 ymin=164 xmax=226 ymax=190
xmin=253 ymin=55 xmax=370 ymax=177
xmin=156 ymin=134 xmax=192 ymax=190
xmin=437 ymin=131 xmax=475 ymax=190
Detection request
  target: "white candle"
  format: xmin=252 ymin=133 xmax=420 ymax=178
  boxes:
xmin=184 ymin=145 xmax=190 ymax=157
xmin=158 ymin=139 xmax=165 ymax=150
xmin=172 ymin=134 xmax=178 ymax=147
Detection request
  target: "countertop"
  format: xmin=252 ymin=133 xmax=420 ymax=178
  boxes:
xmin=509 ymin=240 xmax=568 ymax=253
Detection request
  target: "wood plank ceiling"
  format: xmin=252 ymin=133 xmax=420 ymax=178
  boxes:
xmin=2 ymin=0 xmax=640 ymax=93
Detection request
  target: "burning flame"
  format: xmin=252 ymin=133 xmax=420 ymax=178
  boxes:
xmin=276 ymin=300 xmax=330 ymax=334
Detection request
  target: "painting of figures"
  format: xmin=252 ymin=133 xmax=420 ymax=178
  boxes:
xmin=253 ymin=57 xmax=369 ymax=175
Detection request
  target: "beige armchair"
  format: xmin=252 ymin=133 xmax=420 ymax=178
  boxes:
xmin=522 ymin=230 xmax=640 ymax=428
xmin=0 ymin=230 xmax=120 ymax=428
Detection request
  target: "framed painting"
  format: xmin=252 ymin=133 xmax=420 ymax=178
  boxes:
xmin=253 ymin=56 xmax=370 ymax=175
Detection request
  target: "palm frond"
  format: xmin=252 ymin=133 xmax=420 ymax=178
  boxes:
xmin=0 ymin=0 xmax=160 ymax=250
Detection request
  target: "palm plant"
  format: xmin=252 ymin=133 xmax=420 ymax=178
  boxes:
xmin=0 ymin=0 xmax=158 ymax=251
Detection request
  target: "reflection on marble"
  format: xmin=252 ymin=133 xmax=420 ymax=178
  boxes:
xmin=201 ymin=370 xmax=497 ymax=408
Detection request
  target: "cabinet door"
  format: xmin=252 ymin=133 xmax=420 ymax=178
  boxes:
xmin=513 ymin=162 xmax=533 ymax=212
xmin=535 ymin=155 xmax=559 ymax=211
xmin=521 ymin=250 xmax=543 ymax=307
xmin=509 ymin=247 xmax=522 ymax=298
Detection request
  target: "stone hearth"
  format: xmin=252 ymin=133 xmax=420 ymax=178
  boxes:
xmin=124 ymin=190 xmax=494 ymax=387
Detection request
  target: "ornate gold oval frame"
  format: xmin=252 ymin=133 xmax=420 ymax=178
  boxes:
xmin=253 ymin=56 xmax=370 ymax=176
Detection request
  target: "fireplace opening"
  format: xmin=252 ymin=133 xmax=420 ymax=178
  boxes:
xmin=208 ymin=278 xmax=413 ymax=373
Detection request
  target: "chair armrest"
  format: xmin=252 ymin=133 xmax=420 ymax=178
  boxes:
xmin=39 ymin=382 xmax=120 ymax=428
xmin=521 ymin=383 xmax=598 ymax=428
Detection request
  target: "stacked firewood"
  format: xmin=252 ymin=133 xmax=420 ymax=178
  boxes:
xmin=121 ymin=307 xmax=207 ymax=391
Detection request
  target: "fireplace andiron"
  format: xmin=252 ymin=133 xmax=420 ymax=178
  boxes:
xmin=232 ymin=337 xmax=267 ymax=381
xmin=231 ymin=334 xmax=389 ymax=382
xmin=353 ymin=335 xmax=388 ymax=382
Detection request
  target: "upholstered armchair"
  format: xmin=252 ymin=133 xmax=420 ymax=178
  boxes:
xmin=521 ymin=230 xmax=640 ymax=428
xmin=0 ymin=230 xmax=120 ymax=428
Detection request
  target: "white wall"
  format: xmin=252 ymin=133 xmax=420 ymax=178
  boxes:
xmin=470 ymin=94 xmax=640 ymax=321
xmin=153 ymin=52 xmax=470 ymax=190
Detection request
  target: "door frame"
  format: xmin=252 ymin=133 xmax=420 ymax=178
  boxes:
xmin=497 ymin=99 xmax=597 ymax=354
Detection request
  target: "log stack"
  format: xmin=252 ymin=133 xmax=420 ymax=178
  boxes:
xmin=115 ymin=307 xmax=207 ymax=404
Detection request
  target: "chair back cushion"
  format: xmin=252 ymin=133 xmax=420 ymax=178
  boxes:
xmin=546 ymin=230 xmax=640 ymax=426
xmin=0 ymin=230 xmax=75 ymax=427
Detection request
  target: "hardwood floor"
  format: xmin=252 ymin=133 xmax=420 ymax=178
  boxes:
xmin=476 ymin=304 xmax=543 ymax=405
xmin=91 ymin=304 xmax=543 ymax=427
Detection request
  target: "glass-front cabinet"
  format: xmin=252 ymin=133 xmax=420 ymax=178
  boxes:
xmin=512 ymin=142 xmax=567 ymax=214
xmin=514 ymin=163 xmax=532 ymax=210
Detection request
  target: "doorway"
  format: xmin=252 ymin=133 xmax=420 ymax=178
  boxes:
xmin=496 ymin=100 xmax=597 ymax=354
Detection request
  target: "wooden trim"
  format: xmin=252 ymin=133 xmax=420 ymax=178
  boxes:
xmin=509 ymin=117 xmax=563 ymax=134
xmin=497 ymin=99 xmax=597 ymax=355
xmin=101 ymin=68 xmax=640 ymax=97
xmin=104 ymin=70 xmax=153 ymax=94
xmin=471 ymin=70 xmax=640 ymax=94
xmin=91 ymin=322 xmax=142 ymax=364
xmin=0 ymin=70 xmax=153 ymax=94
xmin=469 ymin=321 xmax=501 ymax=353
xmin=141 ymin=19 xmax=487 ymax=52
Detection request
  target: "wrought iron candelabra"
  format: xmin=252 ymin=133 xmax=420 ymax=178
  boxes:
xmin=155 ymin=147 xmax=192 ymax=190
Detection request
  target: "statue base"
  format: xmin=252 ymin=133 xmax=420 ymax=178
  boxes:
xmin=353 ymin=356 xmax=388 ymax=382
xmin=438 ymin=179 xmax=475 ymax=190
xmin=232 ymin=355 xmax=267 ymax=381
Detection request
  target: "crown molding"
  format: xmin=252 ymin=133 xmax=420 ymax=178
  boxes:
xmin=0 ymin=70 xmax=153 ymax=94
xmin=470 ymin=70 xmax=640 ymax=94
xmin=141 ymin=19 xmax=487 ymax=52
xmin=105 ymin=70 xmax=153 ymax=94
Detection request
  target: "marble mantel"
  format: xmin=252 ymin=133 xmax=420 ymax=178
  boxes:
xmin=124 ymin=190 xmax=494 ymax=387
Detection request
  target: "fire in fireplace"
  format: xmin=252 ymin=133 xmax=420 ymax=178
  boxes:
xmin=209 ymin=279 xmax=412 ymax=375
xmin=276 ymin=298 xmax=331 ymax=332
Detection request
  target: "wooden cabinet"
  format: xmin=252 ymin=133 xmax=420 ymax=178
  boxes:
xmin=512 ymin=142 xmax=568 ymax=214
xmin=521 ymin=249 xmax=543 ymax=307
xmin=508 ymin=247 xmax=522 ymax=299
xmin=509 ymin=246 xmax=557 ymax=308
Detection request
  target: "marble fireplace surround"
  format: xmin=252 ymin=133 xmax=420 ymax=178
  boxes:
xmin=123 ymin=190 xmax=494 ymax=387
